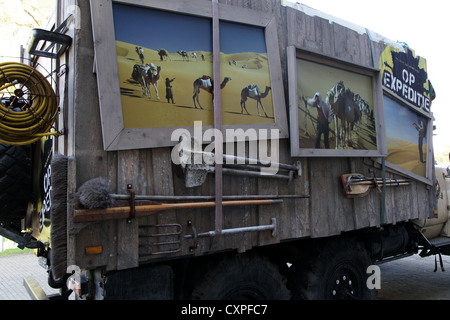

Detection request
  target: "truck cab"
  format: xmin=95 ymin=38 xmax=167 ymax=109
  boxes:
xmin=417 ymin=163 xmax=450 ymax=254
xmin=1 ymin=0 xmax=448 ymax=301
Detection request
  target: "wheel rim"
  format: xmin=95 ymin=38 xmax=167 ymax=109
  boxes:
xmin=326 ymin=262 xmax=362 ymax=300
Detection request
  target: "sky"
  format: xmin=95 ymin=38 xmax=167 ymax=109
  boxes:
xmin=112 ymin=3 xmax=267 ymax=54
xmin=290 ymin=0 xmax=449 ymax=155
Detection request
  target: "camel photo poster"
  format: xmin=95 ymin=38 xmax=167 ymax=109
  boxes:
xmin=296 ymin=58 xmax=377 ymax=151
xmin=219 ymin=21 xmax=275 ymax=126
xmin=112 ymin=3 xmax=274 ymax=130
xmin=384 ymin=95 xmax=428 ymax=178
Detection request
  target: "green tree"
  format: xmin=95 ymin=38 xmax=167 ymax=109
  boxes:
xmin=435 ymin=146 xmax=450 ymax=164
xmin=0 ymin=0 xmax=54 ymax=60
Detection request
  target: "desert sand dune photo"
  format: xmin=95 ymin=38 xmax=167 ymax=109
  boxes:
xmin=116 ymin=41 xmax=275 ymax=129
xmin=112 ymin=3 xmax=276 ymax=130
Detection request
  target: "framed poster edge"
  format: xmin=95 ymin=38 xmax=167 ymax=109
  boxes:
xmin=287 ymin=46 xmax=386 ymax=158
xmin=380 ymin=93 xmax=434 ymax=185
xmin=90 ymin=0 xmax=288 ymax=151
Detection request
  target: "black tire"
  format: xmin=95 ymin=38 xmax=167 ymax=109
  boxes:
xmin=191 ymin=253 xmax=291 ymax=300
xmin=103 ymin=264 xmax=174 ymax=300
xmin=0 ymin=143 xmax=32 ymax=224
xmin=289 ymin=237 xmax=377 ymax=300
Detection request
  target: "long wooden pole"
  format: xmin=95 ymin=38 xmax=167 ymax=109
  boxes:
xmin=73 ymin=199 xmax=283 ymax=223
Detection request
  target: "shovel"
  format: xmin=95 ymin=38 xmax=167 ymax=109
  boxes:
xmin=341 ymin=173 xmax=410 ymax=198
xmin=174 ymin=133 xmax=301 ymax=188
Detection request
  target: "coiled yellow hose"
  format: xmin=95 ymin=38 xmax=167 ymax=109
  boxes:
xmin=0 ymin=62 xmax=58 ymax=145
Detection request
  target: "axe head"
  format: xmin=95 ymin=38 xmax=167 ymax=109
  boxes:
xmin=185 ymin=166 xmax=209 ymax=188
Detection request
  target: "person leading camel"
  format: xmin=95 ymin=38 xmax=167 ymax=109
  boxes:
xmin=303 ymin=92 xmax=333 ymax=149
xmin=165 ymin=77 xmax=175 ymax=104
xmin=136 ymin=47 xmax=145 ymax=65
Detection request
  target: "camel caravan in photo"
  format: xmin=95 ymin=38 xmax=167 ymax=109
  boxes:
xmin=126 ymin=45 xmax=272 ymax=116
xmin=302 ymin=80 xmax=372 ymax=150
xmin=325 ymin=81 xmax=371 ymax=149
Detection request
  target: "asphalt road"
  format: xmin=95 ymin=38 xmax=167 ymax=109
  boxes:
xmin=0 ymin=252 xmax=449 ymax=300
xmin=376 ymin=254 xmax=450 ymax=300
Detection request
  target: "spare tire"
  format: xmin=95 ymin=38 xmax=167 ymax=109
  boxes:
xmin=0 ymin=143 xmax=32 ymax=223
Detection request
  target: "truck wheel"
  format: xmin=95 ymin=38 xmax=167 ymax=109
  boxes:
xmin=289 ymin=237 xmax=376 ymax=300
xmin=0 ymin=143 xmax=32 ymax=224
xmin=191 ymin=253 xmax=291 ymax=300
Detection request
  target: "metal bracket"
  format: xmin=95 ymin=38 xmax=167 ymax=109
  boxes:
xmin=187 ymin=220 xmax=199 ymax=252
xmin=139 ymin=224 xmax=182 ymax=256
xmin=28 ymin=28 xmax=72 ymax=59
xmin=0 ymin=226 xmax=44 ymax=250
xmin=127 ymin=184 xmax=136 ymax=222
xmin=27 ymin=14 xmax=75 ymax=59
xmin=184 ymin=218 xmax=278 ymax=247
xmin=28 ymin=14 xmax=74 ymax=59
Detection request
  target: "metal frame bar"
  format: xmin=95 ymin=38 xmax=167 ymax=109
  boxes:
xmin=185 ymin=218 xmax=277 ymax=241
xmin=212 ymin=0 xmax=223 ymax=253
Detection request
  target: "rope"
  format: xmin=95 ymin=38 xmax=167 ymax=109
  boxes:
xmin=0 ymin=62 xmax=58 ymax=145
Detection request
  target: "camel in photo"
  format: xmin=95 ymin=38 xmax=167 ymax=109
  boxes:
xmin=326 ymin=82 xmax=361 ymax=149
xmin=192 ymin=76 xmax=232 ymax=109
xmin=177 ymin=50 xmax=189 ymax=61
xmin=131 ymin=64 xmax=162 ymax=100
xmin=240 ymin=84 xmax=271 ymax=117
xmin=145 ymin=64 xmax=162 ymax=101
xmin=157 ymin=49 xmax=171 ymax=61
xmin=354 ymin=93 xmax=370 ymax=124
xmin=132 ymin=64 xmax=149 ymax=97
xmin=326 ymin=80 xmax=345 ymax=106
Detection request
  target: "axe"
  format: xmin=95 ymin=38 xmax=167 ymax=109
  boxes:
xmin=341 ymin=173 xmax=410 ymax=198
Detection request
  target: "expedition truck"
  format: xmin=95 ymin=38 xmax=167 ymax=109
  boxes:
xmin=0 ymin=0 xmax=447 ymax=300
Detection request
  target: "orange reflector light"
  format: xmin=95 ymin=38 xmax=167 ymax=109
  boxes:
xmin=85 ymin=246 xmax=103 ymax=255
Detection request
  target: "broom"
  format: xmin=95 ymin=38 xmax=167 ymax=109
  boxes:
xmin=50 ymin=153 xmax=69 ymax=282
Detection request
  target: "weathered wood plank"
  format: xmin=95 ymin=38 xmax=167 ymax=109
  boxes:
xmin=115 ymin=150 xmax=141 ymax=270
xmin=257 ymin=156 xmax=281 ymax=246
xmin=277 ymin=140 xmax=302 ymax=240
xmin=286 ymin=7 xmax=334 ymax=56
xmin=309 ymin=158 xmax=330 ymax=237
